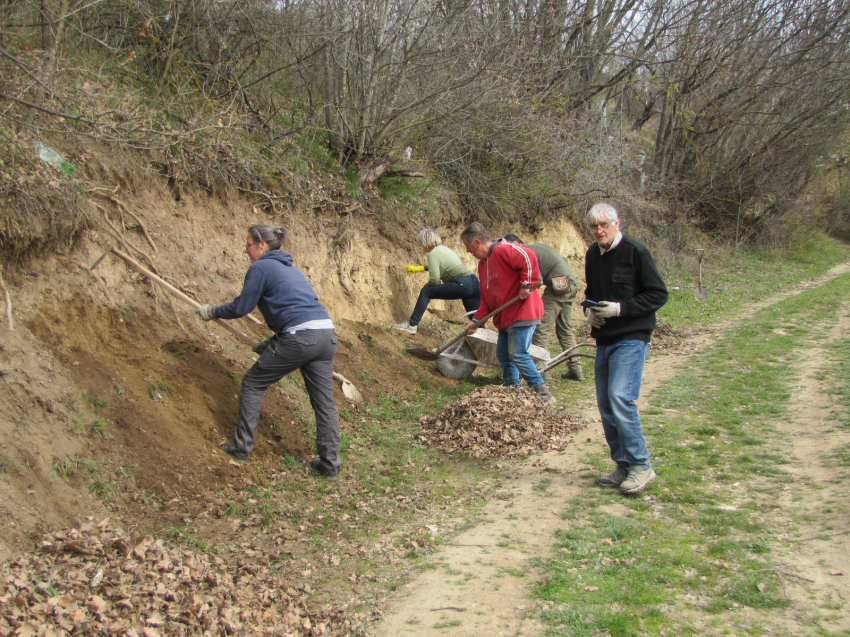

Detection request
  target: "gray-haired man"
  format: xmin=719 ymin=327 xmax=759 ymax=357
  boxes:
xmin=584 ymin=203 xmax=668 ymax=494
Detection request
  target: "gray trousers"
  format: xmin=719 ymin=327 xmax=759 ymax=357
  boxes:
xmin=532 ymin=289 xmax=582 ymax=375
xmin=231 ymin=329 xmax=341 ymax=472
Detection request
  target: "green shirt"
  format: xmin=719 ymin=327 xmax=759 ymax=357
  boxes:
xmin=425 ymin=245 xmax=473 ymax=286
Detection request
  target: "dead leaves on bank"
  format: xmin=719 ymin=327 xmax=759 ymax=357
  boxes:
xmin=418 ymin=385 xmax=586 ymax=458
xmin=0 ymin=519 xmax=355 ymax=637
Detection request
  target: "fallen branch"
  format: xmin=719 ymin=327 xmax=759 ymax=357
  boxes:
xmin=429 ymin=607 xmax=466 ymax=612
xmin=0 ymin=265 xmax=13 ymax=331
xmin=779 ymin=530 xmax=850 ymax=543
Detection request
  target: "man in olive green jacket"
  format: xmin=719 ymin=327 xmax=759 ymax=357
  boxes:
xmin=504 ymin=235 xmax=584 ymax=381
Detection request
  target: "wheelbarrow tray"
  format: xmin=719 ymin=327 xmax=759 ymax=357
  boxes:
xmin=437 ymin=328 xmax=550 ymax=371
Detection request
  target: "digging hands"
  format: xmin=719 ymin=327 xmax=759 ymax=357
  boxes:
xmin=404 ymin=265 xmax=425 ymax=273
xmin=464 ymin=320 xmax=480 ymax=335
xmin=195 ymin=304 xmax=217 ymax=321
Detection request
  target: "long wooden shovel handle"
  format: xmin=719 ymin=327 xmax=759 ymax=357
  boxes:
xmin=432 ymin=282 xmax=542 ymax=357
xmin=109 ymin=247 xmax=257 ymax=346
xmin=108 ymin=248 xmax=363 ymax=401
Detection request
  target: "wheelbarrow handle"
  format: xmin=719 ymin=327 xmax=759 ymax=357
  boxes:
xmin=443 ymin=282 xmax=543 ymax=352
xmin=407 ymin=283 xmax=542 ymax=361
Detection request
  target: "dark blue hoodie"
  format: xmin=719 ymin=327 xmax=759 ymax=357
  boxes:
xmin=215 ymin=250 xmax=331 ymax=334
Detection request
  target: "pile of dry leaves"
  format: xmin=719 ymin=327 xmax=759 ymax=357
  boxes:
xmin=418 ymin=385 xmax=586 ymax=458
xmin=0 ymin=519 xmax=359 ymax=637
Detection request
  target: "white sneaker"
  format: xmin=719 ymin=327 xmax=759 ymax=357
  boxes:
xmin=393 ymin=321 xmax=418 ymax=334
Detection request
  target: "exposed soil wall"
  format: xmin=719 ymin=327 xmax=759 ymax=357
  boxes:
xmin=0 ymin=144 xmax=589 ymax=560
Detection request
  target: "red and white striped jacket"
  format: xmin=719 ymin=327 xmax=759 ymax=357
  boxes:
xmin=473 ymin=240 xmax=543 ymax=330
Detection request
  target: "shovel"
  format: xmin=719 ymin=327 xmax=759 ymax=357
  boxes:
xmin=406 ymin=283 xmax=541 ymax=361
xmin=95 ymin=247 xmax=362 ymax=402
xmin=695 ymin=248 xmax=708 ymax=299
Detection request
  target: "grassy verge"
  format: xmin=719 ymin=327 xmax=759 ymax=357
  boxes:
xmin=657 ymin=237 xmax=849 ymax=330
xmin=534 ymin=270 xmax=850 ymax=636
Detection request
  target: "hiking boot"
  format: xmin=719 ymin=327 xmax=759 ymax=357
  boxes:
xmin=533 ymin=383 xmax=556 ymax=406
xmin=561 ymin=368 xmax=585 ymax=381
xmin=595 ymin=466 xmax=628 ymax=488
xmin=392 ymin=321 xmax=418 ymax=334
xmin=619 ymin=467 xmax=656 ymax=495
xmin=311 ymin=458 xmax=339 ymax=480
xmin=220 ymin=440 xmax=247 ymax=466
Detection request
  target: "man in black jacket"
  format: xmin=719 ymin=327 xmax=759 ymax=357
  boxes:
xmin=584 ymin=203 xmax=668 ymax=494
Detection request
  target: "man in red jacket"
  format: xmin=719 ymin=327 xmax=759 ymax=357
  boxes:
xmin=461 ymin=222 xmax=556 ymax=405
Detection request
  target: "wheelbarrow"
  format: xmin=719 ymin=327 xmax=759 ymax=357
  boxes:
xmin=435 ymin=327 xmax=596 ymax=380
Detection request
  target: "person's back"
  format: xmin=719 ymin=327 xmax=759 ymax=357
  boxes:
xmin=525 ymin=243 xmax=577 ymax=289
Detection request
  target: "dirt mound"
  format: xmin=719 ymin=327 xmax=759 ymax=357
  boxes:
xmin=0 ymin=519 xmax=359 ymax=637
xmin=417 ymin=385 xmax=586 ymax=458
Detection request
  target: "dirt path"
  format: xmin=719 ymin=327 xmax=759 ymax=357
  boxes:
xmin=370 ymin=262 xmax=850 ymax=637
xmin=768 ymin=301 xmax=850 ymax=631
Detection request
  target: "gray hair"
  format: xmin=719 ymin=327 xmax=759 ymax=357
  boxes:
xmin=460 ymin=222 xmax=491 ymax=245
xmin=248 ymin=224 xmax=287 ymax=250
xmin=417 ymin=228 xmax=442 ymax=250
xmin=586 ymin=203 xmax=620 ymax=225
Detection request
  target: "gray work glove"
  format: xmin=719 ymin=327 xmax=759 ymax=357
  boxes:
xmin=591 ymin=301 xmax=620 ymax=319
xmin=195 ymin=304 xmax=217 ymax=321
xmin=252 ymin=337 xmax=273 ymax=355
xmin=589 ymin=313 xmax=607 ymax=328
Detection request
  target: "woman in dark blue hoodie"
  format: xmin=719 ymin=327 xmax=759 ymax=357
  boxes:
xmin=195 ymin=224 xmax=341 ymax=478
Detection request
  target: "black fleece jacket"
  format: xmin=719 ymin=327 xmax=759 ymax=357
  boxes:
xmin=584 ymin=235 xmax=668 ymax=345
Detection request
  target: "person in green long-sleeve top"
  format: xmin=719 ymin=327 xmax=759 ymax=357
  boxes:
xmin=393 ymin=229 xmax=481 ymax=334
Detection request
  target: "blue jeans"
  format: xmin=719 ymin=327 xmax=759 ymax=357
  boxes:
xmin=496 ymin=325 xmax=545 ymax=388
xmin=595 ymin=340 xmax=651 ymax=470
xmin=409 ymin=274 xmax=480 ymax=326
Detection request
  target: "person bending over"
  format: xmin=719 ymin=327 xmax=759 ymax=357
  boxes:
xmin=195 ymin=224 xmax=341 ymax=479
xmin=393 ymin=228 xmax=481 ymax=334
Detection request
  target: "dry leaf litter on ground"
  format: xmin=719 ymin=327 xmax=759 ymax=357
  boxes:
xmin=418 ymin=385 xmax=587 ymax=458
xmin=0 ymin=519 xmax=363 ymax=637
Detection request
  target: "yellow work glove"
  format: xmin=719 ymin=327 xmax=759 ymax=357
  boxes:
xmin=404 ymin=265 xmax=426 ymax=273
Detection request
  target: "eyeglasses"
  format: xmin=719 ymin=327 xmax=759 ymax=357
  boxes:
xmin=245 ymin=242 xmax=258 ymax=250
xmin=589 ymin=222 xmax=613 ymax=232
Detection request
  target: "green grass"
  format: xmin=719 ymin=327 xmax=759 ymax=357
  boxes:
xmin=824 ymin=335 xmax=850 ymax=430
xmin=90 ymin=418 xmax=108 ymax=437
xmin=81 ymin=394 xmax=109 ymax=410
xmin=149 ymin=379 xmax=173 ymax=401
xmin=535 ymin=268 xmax=850 ymax=636
xmin=657 ymin=237 xmax=849 ymax=330
xmin=52 ymin=457 xmax=98 ymax=478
